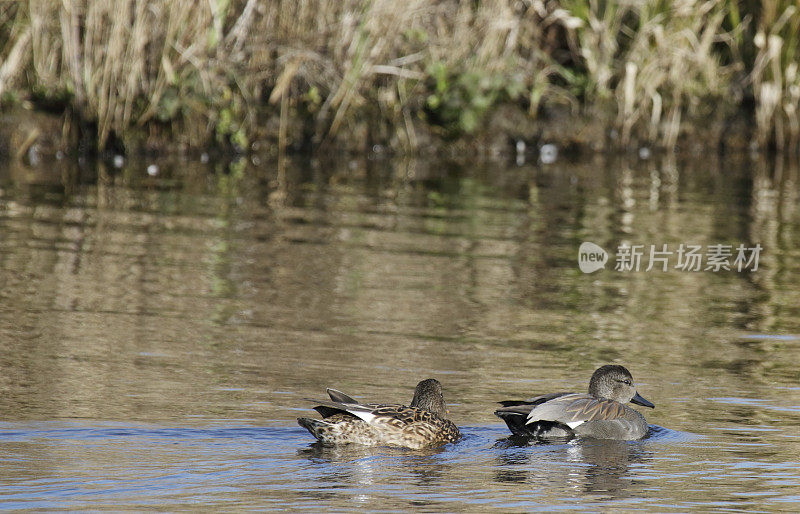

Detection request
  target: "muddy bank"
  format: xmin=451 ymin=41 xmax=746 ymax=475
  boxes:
xmin=0 ymin=103 xmax=757 ymax=166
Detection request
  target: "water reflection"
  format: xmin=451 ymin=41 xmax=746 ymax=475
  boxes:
xmin=295 ymin=440 xmax=455 ymax=506
xmin=493 ymin=437 xmax=653 ymax=500
xmin=1 ymin=151 xmax=800 ymax=509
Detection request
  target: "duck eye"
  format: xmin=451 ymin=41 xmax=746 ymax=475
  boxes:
xmin=624 ymin=379 xmax=632 ymax=386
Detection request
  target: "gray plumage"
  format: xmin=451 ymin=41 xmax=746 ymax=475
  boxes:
xmin=495 ymin=365 xmax=655 ymax=440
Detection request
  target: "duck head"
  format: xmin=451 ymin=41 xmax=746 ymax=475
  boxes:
xmin=410 ymin=378 xmax=448 ymax=416
xmin=589 ymin=364 xmax=655 ymax=408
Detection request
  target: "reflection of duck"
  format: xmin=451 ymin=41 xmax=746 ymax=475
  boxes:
xmin=298 ymin=379 xmax=461 ymax=449
xmin=495 ymin=365 xmax=654 ymax=440
xmin=493 ymin=436 xmax=654 ymax=500
xmin=577 ymin=439 xmax=652 ymax=497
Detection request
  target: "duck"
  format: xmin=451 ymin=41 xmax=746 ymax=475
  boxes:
xmin=297 ymin=378 xmax=461 ymax=449
xmin=494 ymin=365 xmax=654 ymax=440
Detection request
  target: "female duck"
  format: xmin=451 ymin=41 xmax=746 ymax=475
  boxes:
xmin=298 ymin=378 xmax=461 ymax=449
xmin=495 ymin=365 xmax=655 ymax=440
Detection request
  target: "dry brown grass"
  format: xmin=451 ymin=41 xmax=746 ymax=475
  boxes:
xmin=4 ymin=1 xmax=251 ymax=149
xmin=750 ymin=1 xmax=800 ymax=151
xmin=0 ymin=1 xmax=799 ymax=153
xmin=0 ymin=1 xmax=581 ymax=151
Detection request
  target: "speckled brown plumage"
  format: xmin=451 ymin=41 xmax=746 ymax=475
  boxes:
xmin=298 ymin=380 xmax=461 ymax=449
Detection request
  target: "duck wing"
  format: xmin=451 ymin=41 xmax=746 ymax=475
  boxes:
xmin=326 ymin=388 xmax=359 ymax=404
xmin=497 ymin=392 xmax=571 ymax=409
xmin=307 ymin=398 xmax=374 ymax=420
xmin=526 ymin=393 xmax=627 ymax=428
xmin=494 ymin=393 xmax=572 ymax=437
xmin=308 ymin=399 xmax=433 ymax=426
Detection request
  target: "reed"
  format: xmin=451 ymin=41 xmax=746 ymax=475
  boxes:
xmin=0 ymin=1 xmax=799 ymax=153
xmin=566 ymin=0 xmax=729 ymax=147
xmin=748 ymin=1 xmax=800 ymax=151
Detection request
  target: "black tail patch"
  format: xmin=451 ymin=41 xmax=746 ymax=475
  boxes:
xmin=298 ymin=417 xmax=325 ymax=439
xmin=495 ymin=410 xmax=538 ymax=437
xmin=497 ymin=400 xmax=531 ymax=407
xmin=494 ymin=411 xmax=574 ymax=439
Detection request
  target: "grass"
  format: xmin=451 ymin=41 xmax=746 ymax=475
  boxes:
xmin=749 ymin=1 xmax=800 ymax=150
xmin=0 ymin=1 xmax=799 ymax=154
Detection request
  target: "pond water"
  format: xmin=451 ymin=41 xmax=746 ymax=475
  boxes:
xmin=0 ymin=152 xmax=798 ymax=510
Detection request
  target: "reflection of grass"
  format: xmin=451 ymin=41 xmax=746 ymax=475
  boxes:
xmin=0 ymin=1 xmax=799 ymax=152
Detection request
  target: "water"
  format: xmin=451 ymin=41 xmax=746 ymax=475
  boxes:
xmin=1 ymin=153 xmax=799 ymax=510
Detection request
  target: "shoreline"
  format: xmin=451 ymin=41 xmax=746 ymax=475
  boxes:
xmin=0 ymin=102 xmax=759 ymax=165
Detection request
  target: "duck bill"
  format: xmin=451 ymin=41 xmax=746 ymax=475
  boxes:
xmin=631 ymin=392 xmax=655 ymax=408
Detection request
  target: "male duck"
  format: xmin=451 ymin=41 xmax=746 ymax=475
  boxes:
xmin=298 ymin=378 xmax=461 ymax=449
xmin=495 ymin=365 xmax=655 ymax=440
